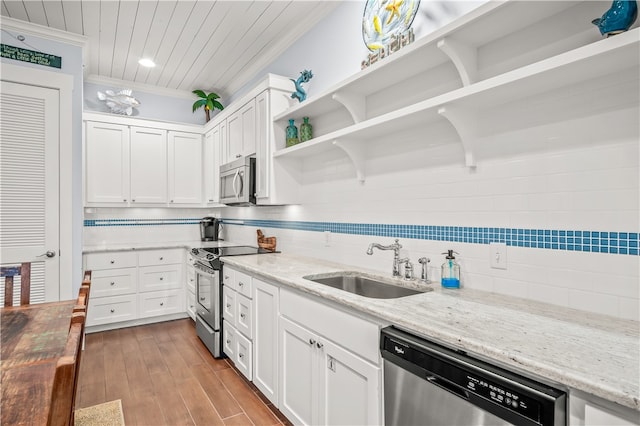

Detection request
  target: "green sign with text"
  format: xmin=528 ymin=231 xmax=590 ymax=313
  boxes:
xmin=1 ymin=44 xmax=62 ymax=69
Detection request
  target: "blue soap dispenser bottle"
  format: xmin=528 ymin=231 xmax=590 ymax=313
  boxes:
xmin=441 ymin=250 xmax=460 ymax=288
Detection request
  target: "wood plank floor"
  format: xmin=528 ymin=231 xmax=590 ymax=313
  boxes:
xmin=76 ymin=319 xmax=292 ymax=426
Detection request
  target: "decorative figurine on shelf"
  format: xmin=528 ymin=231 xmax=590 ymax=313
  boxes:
xmin=286 ymin=119 xmax=299 ymax=147
xmin=97 ymin=89 xmax=140 ymax=115
xmin=592 ymin=0 xmax=638 ymax=37
xmin=300 ymin=117 xmax=313 ymax=142
xmin=290 ymin=70 xmax=313 ymax=102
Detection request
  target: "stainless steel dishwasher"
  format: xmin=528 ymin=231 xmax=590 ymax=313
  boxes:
xmin=381 ymin=327 xmax=566 ymax=426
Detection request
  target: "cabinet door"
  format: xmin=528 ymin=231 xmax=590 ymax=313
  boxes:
xmin=235 ymin=331 xmax=253 ymax=380
xmin=203 ymin=126 xmax=222 ymax=204
xmin=279 ymin=316 xmax=317 ymax=426
xmin=255 ymin=90 xmax=269 ymax=199
xmin=318 ymin=338 xmax=381 ymax=426
xmin=168 ymin=131 xmax=202 ymax=205
xmin=130 ymin=126 xmax=167 ymax=204
xmin=223 ymin=286 xmax=236 ymax=324
xmin=223 ymin=319 xmax=236 ymax=359
xmin=85 ymin=121 xmax=130 ymax=204
xmin=227 ymin=99 xmax=256 ymax=161
xmin=138 ymin=288 xmax=183 ymax=319
xmin=253 ymin=278 xmax=279 ymax=405
xmin=235 ymin=293 xmax=253 ymax=338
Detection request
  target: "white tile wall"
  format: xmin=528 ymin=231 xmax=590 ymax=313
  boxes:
xmin=219 ymin=138 xmax=640 ymax=321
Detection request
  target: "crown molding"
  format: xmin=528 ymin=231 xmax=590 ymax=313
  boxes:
xmin=84 ymin=74 xmax=196 ymax=100
xmin=0 ymin=16 xmax=86 ymax=47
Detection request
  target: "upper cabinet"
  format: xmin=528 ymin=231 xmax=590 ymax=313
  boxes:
xmin=168 ymin=131 xmax=203 ymax=205
xmin=84 ymin=113 xmax=203 ymax=207
xmin=272 ymin=1 xmax=640 ymax=182
xmin=226 ymin=99 xmax=257 ymax=162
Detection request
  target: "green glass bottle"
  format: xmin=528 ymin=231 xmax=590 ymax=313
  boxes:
xmin=286 ymin=119 xmax=299 ymax=147
xmin=300 ymin=117 xmax=313 ymax=142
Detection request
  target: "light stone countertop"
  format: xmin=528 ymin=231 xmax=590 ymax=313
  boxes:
xmin=220 ymin=252 xmax=640 ymax=411
xmin=82 ymin=240 xmax=244 ymax=253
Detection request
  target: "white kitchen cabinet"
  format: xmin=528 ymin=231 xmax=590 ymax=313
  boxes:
xmin=168 ymin=131 xmax=202 ymax=205
xmin=226 ymin=98 xmax=256 ymax=162
xmin=570 ymin=392 xmax=639 ymax=425
xmin=129 ymin=126 xmax=167 ymax=204
xmin=85 ymin=121 xmax=130 ymax=204
xmin=222 ymin=265 xmax=255 ymax=380
xmin=272 ymin=2 xmax=640 ymax=181
xmin=203 ymin=123 xmax=224 ymax=205
xmin=83 ymin=248 xmax=187 ymax=331
xmin=253 ymin=278 xmax=279 ymax=405
xmin=254 ymin=87 xmax=300 ymax=205
xmin=185 ymin=250 xmax=196 ymax=320
xmin=279 ymin=288 xmax=382 ymax=426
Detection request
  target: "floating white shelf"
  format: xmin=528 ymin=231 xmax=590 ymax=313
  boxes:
xmin=273 ymin=1 xmax=639 ymax=181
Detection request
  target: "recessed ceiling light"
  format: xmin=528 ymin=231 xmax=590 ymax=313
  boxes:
xmin=138 ymin=58 xmax=156 ymax=68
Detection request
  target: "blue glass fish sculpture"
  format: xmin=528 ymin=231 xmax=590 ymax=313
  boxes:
xmin=592 ymin=0 xmax=638 ymax=37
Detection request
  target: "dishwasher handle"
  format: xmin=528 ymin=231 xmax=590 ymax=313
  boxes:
xmin=427 ymin=374 xmax=470 ymax=400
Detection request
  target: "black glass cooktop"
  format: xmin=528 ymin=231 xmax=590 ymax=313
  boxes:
xmin=202 ymin=245 xmax=274 ymax=256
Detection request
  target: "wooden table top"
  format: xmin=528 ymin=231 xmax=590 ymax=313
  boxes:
xmin=1 ymin=300 xmax=75 ymax=425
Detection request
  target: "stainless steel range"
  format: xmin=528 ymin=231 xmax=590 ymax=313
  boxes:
xmin=191 ymin=245 xmax=272 ymax=358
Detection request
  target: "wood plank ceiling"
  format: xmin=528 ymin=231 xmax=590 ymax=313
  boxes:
xmin=1 ymin=1 xmax=340 ymax=98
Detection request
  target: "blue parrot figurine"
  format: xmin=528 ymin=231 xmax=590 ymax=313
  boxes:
xmin=592 ymin=0 xmax=638 ymax=36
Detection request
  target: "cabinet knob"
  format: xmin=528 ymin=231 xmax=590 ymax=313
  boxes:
xmin=240 ymin=313 xmax=246 ymax=319
xmin=110 ymin=260 xmax=115 ymax=264
xmin=238 ymin=281 xmax=244 ymax=287
xmin=110 ymin=281 xmax=115 ymax=286
xmin=309 ymin=339 xmax=316 ymax=345
xmin=170 ymin=200 xmax=174 ymax=203
xmin=160 ymin=256 xmax=164 ymax=260
xmin=236 ymin=154 xmax=241 ymax=158
xmin=226 ymin=339 xmax=231 ymax=344
xmin=160 ymin=277 xmax=164 ymax=281
xmin=110 ymin=309 xmax=115 ymax=313
xmin=208 ymin=199 xmax=214 ymax=202
xmin=123 ymin=199 xmax=127 ymax=202
xmin=200 ymin=297 xmax=206 ymax=301
xmin=239 ymin=353 xmax=244 ymax=359
xmin=226 ymin=303 xmax=231 ymax=308
xmin=132 ymin=199 xmax=136 ymax=202
xmin=160 ymin=302 xmax=164 ymax=306
xmin=316 ymin=342 xmax=323 ymax=349
xmin=225 ymin=275 xmax=230 ymax=280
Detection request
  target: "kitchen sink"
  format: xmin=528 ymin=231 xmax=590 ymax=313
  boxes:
xmin=303 ymin=272 xmax=430 ymax=299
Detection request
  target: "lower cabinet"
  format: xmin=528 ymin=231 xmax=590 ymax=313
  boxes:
xmin=569 ymin=392 xmax=639 ymax=425
xmin=279 ymin=316 xmax=381 ymax=426
xmin=222 ymin=266 xmax=254 ymax=380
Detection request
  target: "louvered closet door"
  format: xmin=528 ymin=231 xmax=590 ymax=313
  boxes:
xmin=0 ymin=81 xmax=60 ymax=304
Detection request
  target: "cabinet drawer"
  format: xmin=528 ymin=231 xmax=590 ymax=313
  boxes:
xmin=138 ymin=289 xmax=183 ymax=319
xmin=187 ymin=291 xmax=196 ymax=320
xmin=138 ymin=248 xmax=182 ymax=266
xmin=186 ymin=266 xmax=196 ymax=293
xmin=91 ymin=268 xmax=137 ymax=297
xmin=85 ymin=251 xmax=136 ymax=270
xmin=223 ymin=319 xmax=236 ymax=359
xmin=235 ymin=269 xmax=252 ymax=298
xmin=235 ymin=331 xmax=253 ymax=380
xmin=223 ymin=286 xmax=236 ymax=323
xmin=87 ymin=294 xmax=137 ymax=326
xmin=281 ymin=289 xmax=380 ymax=364
xmin=236 ymin=293 xmax=253 ymax=339
xmin=139 ymin=264 xmax=181 ymax=292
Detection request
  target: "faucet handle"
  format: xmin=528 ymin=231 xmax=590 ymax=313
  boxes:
xmin=403 ymin=259 xmax=414 ymax=281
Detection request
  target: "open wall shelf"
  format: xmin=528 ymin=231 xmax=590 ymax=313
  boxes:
xmin=273 ymin=1 xmax=639 ymax=182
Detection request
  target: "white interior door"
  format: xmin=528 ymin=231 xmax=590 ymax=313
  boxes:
xmin=0 ymin=80 xmax=60 ymax=304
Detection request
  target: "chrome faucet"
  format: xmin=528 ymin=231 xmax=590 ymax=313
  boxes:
xmin=367 ymin=239 xmax=403 ymax=277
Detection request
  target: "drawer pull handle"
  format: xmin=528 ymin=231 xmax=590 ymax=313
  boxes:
xmin=309 ymin=339 xmax=316 ymax=345
xmin=110 ymin=309 xmax=115 ymax=313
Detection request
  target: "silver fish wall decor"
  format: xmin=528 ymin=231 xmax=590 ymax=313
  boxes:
xmin=97 ymin=89 xmax=140 ymax=116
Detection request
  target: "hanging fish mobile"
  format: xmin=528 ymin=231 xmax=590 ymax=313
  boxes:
xmin=97 ymin=89 xmax=141 ymax=116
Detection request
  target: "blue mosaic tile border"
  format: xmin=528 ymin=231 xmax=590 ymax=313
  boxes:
xmin=225 ymin=219 xmax=640 ymax=256
xmin=83 ymin=218 xmax=200 ymax=227
xmin=83 ymin=218 xmax=639 ymax=256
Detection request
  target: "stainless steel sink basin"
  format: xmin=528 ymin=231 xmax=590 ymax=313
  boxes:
xmin=303 ymin=272 xmax=430 ymax=299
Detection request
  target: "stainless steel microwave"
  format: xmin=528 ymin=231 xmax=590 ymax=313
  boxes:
xmin=219 ymin=156 xmax=256 ymax=206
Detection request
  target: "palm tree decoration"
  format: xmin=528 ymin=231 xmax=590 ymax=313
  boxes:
xmin=192 ymin=90 xmax=224 ymax=122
